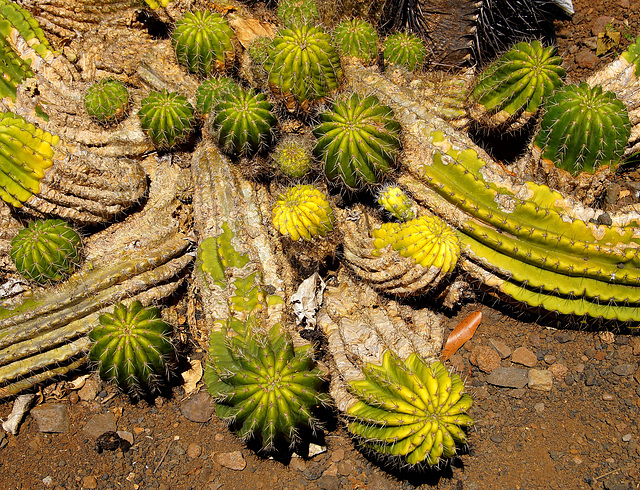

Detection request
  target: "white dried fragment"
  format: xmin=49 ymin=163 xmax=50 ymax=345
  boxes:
xmin=2 ymin=394 xmax=36 ymax=435
xmin=290 ymin=273 xmax=326 ymax=328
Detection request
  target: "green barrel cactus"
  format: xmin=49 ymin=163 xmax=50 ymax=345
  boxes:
xmin=382 ymin=31 xmax=426 ymax=72
xmin=346 ymin=352 xmax=473 ymax=466
xmin=89 ymin=301 xmax=177 ymax=394
xmin=138 ymin=90 xmax=195 ymax=148
xmin=0 ymin=112 xmax=59 ymax=208
xmin=195 ymin=76 xmax=237 ymax=116
xmin=377 ymin=185 xmax=416 ymax=221
xmin=271 ymin=135 xmax=314 ymax=179
xmin=210 ymin=85 xmax=277 ymax=156
xmin=276 ymin=0 xmax=319 ymax=28
xmin=171 ymin=10 xmax=235 ymax=76
xmin=84 ymin=79 xmax=130 ymax=123
xmin=272 ymin=184 xmax=334 ymax=241
xmin=622 ymin=34 xmax=640 ymax=75
xmin=10 ymin=219 xmax=82 ymax=284
xmin=333 ymin=19 xmax=379 ymax=65
xmin=469 ymin=40 xmax=565 ymax=128
xmin=313 ymin=93 xmax=401 ymax=188
xmin=265 ymin=25 xmax=343 ymax=112
xmin=534 ymin=83 xmax=631 ymax=175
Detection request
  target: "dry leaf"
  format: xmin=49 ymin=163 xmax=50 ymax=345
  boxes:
xmin=597 ymin=28 xmax=621 ymax=56
xmin=228 ymin=16 xmax=276 ymax=49
xmin=441 ymin=311 xmax=482 ymax=360
xmin=182 ymin=358 xmax=203 ymax=395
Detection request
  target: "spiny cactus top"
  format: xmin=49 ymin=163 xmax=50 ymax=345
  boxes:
xmin=347 ymin=352 xmax=473 ymax=466
xmin=10 ymin=219 xmax=82 ymax=284
xmin=172 ymin=10 xmax=235 ymax=76
xmin=265 ymin=25 xmax=343 ymax=112
xmin=377 ymin=185 xmax=416 ymax=221
xmin=313 ymin=93 xmax=401 ymax=189
xmin=534 ymin=82 xmax=631 ymax=175
xmin=622 ymin=34 xmax=640 ymax=75
xmin=138 ymin=89 xmax=195 ymax=148
xmin=0 ymin=112 xmax=59 ymax=208
xmin=271 ymin=135 xmax=314 ymax=179
xmin=272 ymin=185 xmax=334 ymax=241
xmin=469 ymin=40 xmax=565 ymax=127
xmin=333 ymin=19 xmax=379 ymax=65
xmin=383 ymin=31 xmax=426 ymax=72
xmin=84 ymin=79 xmax=130 ymax=123
xmin=195 ymin=76 xmax=237 ymax=116
xmin=276 ymin=0 xmax=319 ymax=28
xmin=89 ymin=301 xmax=176 ymax=394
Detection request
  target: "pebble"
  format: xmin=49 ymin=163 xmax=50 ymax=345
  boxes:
xmin=534 ymin=403 xmax=545 ymax=414
xmin=117 ymin=430 xmax=134 ymax=446
xmin=612 ymin=363 xmax=637 ymax=376
xmin=181 ymin=391 xmax=216 ymax=423
xmin=187 ymin=443 xmax=202 ymax=459
xmin=289 ymin=457 xmax=306 ymax=472
xmin=544 ymin=354 xmax=557 ymax=365
xmin=323 ymin=463 xmax=338 ymax=477
xmin=554 ymin=332 xmax=573 ymax=344
xmin=623 ymin=434 xmax=633 ymax=442
xmin=31 ymin=404 xmax=69 ymax=433
xmin=592 ymin=16 xmax=616 ymax=35
xmin=316 ymin=475 xmax=341 ymax=490
xmin=512 ymin=347 xmax=537 ymax=367
xmin=486 ymin=367 xmax=529 ymax=389
xmin=490 ymin=434 xmax=503 ymax=443
xmin=78 ymin=378 xmax=100 ymax=401
xmin=308 ymin=443 xmax=327 ymax=457
xmin=602 ymin=393 xmax=615 ymax=401
xmin=549 ymin=363 xmax=569 ymax=380
xmin=489 ymin=338 xmax=512 ymax=359
xmin=82 ymin=476 xmax=98 ymax=489
xmin=629 ymin=337 xmax=640 ymax=356
xmin=528 ymin=369 xmax=553 ymax=391
xmin=469 ymin=345 xmax=501 ymax=373
xmin=83 ymin=412 xmax=116 ymax=439
xmin=330 ymin=448 xmax=345 ymax=463
xmin=217 ymin=451 xmax=246 ymax=471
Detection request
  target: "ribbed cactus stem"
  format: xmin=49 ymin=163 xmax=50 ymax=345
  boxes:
xmin=382 ymin=32 xmax=426 ymax=72
xmin=195 ymin=76 xmax=236 ymax=116
xmin=138 ymin=90 xmax=195 ymax=148
xmin=276 ymin=0 xmax=319 ymax=28
xmin=84 ymin=79 xmax=130 ymax=123
xmin=271 ymin=135 xmax=314 ymax=179
xmin=377 ymin=185 xmax=416 ymax=221
xmin=621 ymin=34 xmax=640 ymax=75
xmin=272 ymin=185 xmax=335 ymax=241
xmin=333 ymin=19 xmax=379 ymax=65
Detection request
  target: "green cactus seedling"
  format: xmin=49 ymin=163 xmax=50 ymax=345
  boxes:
xmin=195 ymin=76 xmax=237 ymax=116
xmin=276 ymin=0 xmax=319 ymax=28
xmin=383 ymin=31 xmax=426 ymax=72
xmin=138 ymin=90 xmax=195 ymax=148
xmin=272 ymin=185 xmax=334 ymax=241
xmin=84 ymin=79 xmax=130 ymax=123
xmin=10 ymin=219 xmax=82 ymax=284
xmin=271 ymin=135 xmax=314 ymax=179
xmin=333 ymin=19 xmax=379 ymax=65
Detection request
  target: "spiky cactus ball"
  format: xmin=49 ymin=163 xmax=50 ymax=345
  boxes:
xmin=347 ymin=352 xmax=473 ymax=466
xmin=265 ymin=25 xmax=343 ymax=112
xmin=313 ymin=93 xmax=401 ymax=189
xmin=383 ymin=32 xmax=426 ymax=72
xmin=272 ymin=185 xmax=334 ymax=241
xmin=84 ymin=79 xmax=130 ymax=123
xmin=333 ymin=19 xmax=379 ymax=65
xmin=138 ymin=90 xmax=195 ymax=148
xmin=210 ymin=85 xmax=277 ymax=156
xmin=195 ymin=76 xmax=236 ymax=116
xmin=469 ymin=40 xmax=565 ymax=128
xmin=372 ymin=215 xmax=460 ymax=274
xmin=172 ymin=10 xmax=235 ymax=76
xmin=89 ymin=301 xmax=176 ymax=394
xmin=10 ymin=219 xmax=82 ymax=284
xmin=271 ymin=135 xmax=314 ymax=179
xmin=377 ymin=185 xmax=416 ymax=221
xmin=276 ymin=0 xmax=319 ymax=28
xmin=534 ymin=83 xmax=631 ymax=175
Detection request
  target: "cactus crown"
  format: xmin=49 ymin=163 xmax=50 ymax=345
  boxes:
xmin=84 ymin=79 xmax=130 ymax=123
xmin=534 ymin=82 xmax=631 ymax=175
xmin=272 ymin=184 xmax=335 ymax=241
xmin=271 ymin=135 xmax=314 ymax=179
xmin=195 ymin=76 xmax=237 ymax=116
xmin=265 ymin=25 xmax=343 ymax=112
xmin=382 ymin=31 xmax=426 ymax=72
xmin=138 ymin=89 xmax=195 ymax=148
xmin=10 ymin=219 xmax=82 ymax=284
xmin=333 ymin=18 xmax=379 ymax=65
xmin=89 ymin=301 xmax=176 ymax=394
xmin=622 ymin=34 xmax=640 ymax=75
xmin=377 ymin=185 xmax=416 ymax=221
xmin=276 ymin=0 xmax=319 ymax=28
xmin=313 ymin=93 xmax=401 ymax=189
xmin=172 ymin=10 xmax=235 ymax=76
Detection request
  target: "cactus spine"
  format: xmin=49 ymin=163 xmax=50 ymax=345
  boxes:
xmin=272 ymin=185 xmax=335 ymax=241
xmin=271 ymin=135 xmax=314 ymax=179
xmin=195 ymin=76 xmax=236 ymax=116
xmin=138 ymin=90 xmax=195 ymax=148
xmin=333 ymin=19 xmax=379 ymax=65
xmin=84 ymin=79 xmax=130 ymax=123
xmin=382 ymin=32 xmax=426 ymax=72
xmin=276 ymin=0 xmax=319 ymax=28
xmin=622 ymin=34 xmax=640 ymax=75
xmin=377 ymin=185 xmax=416 ymax=221
xmin=0 ymin=0 xmax=54 ymax=60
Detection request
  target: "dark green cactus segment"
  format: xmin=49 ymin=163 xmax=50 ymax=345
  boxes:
xmin=276 ymin=0 xmax=319 ymax=28
xmin=195 ymin=76 xmax=236 ymax=116
xmin=534 ymin=83 xmax=631 ymax=175
xmin=470 ymin=40 xmax=565 ymax=123
xmin=382 ymin=32 xmax=426 ymax=72
xmin=172 ymin=10 xmax=235 ymax=76
xmin=10 ymin=219 xmax=82 ymax=284
xmin=210 ymin=85 xmax=277 ymax=156
xmin=138 ymin=90 xmax=195 ymax=148
xmin=89 ymin=301 xmax=176 ymax=393
xmin=622 ymin=34 xmax=640 ymax=75
xmin=0 ymin=0 xmax=54 ymax=59
xmin=265 ymin=25 xmax=343 ymax=111
xmin=0 ymin=111 xmax=59 ymax=207
xmin=0 ymin=36 xmax=33 ymax=100
xmin=313 ymin=93 xmax=401 ymax=188
xmin=333 ymin=19 xmax=379 ymax=65
xmin=84 ymin=79 xmax=130 ymax=123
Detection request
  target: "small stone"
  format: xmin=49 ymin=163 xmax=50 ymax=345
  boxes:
xmin=512 ymin=347 xmax=537 ymax=367
xmin=507 ymin=388 xmax=526 ymax=399
xmin=554 ymin=332 xmax=573 ymax=344
xmin=486 ymin=367 xmax=529 ymax=389
xmin=528 ymin=369 xmax=553 ymax=391
xmin=337 ymin=460 xmax=354 ymax=476
xmin=78 ymin=378 xmax=100 ymax=401
xmin=214 ymin=433 xmax=224 ymax=441
xmin=330 ymin=448 xmax=345 ymax=463
xmin=68 ymin=392 xmax=79 ymax=405
xmin=187 ymin=443 xmax=202 ymax=459
xmin=613 ymin=363 xmax=638 ymax=376
xmin=602 ymin=393 xmax=615 ymax=401
xmin=469 ymin=345 xmax=501 ymax=373
xmin=316 ymin=475 xmax=341 ymax=490
xmin=489 ymin=338 xmax=512 ymax=359
xmin=448 ymin=353 xmax=465 ymax=374
xmin=83 ymin=412 xmax=116 ymax=439
xmin=490 ymin=434 xmax=503 ymax=443
xmin=308 ymin=443 xmax=327 ymax=457
xmin=629 ymin=337 xmax=640 ymax=356
xmin=592 ymin=16 xmax=615 ymax=35
xmin=623 ymin=434 xmax=633 ymax=442
xmin=42 ymin=476 xmax=53 ymax=487
xmin=117 ymin=430 xmax=134 ymax=446
xmin=289 ymin=457 xmax=306 ymax=472
xmin=549 ymin=363 xmax=569 ymax=380
xmin=82 ymin=476 xmax=98 ymax=489
xmin=543 ymin=354 xmax=557 ymax=365
xmin=534 ymin=402 xmax=545 ymax=413
xmin=322 ymin=463 xmax=338 ymax=477
xmin=634 ymin=366 xmax=640 ymax=384
xmin=31 ymin=404 xmax=69 ymax=433
xmin=549 ymin=450 xmax=565 ymax=461
xmin=181 ymin=391 xmax=216 ymax=423
xmin=217 ymin=451 xmax=246 ymax=471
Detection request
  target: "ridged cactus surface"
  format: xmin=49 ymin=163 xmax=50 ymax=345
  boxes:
xmin=0 ymin=36 xmax=34 ymax=100
xmin=383 ymin=32 xmax=426 ymax=72
xmin=333 ymin=19 xmax=379 ymax=65
xmin=84 ymin=79 xmax=130 ymax=123
xmin=622 ymin=34 xmax=640 ymax=75
xmin=138 ymin=90 xmax=195 ymax=148
xmin=271 ymin=135 xmax=313 ymax=179
xmin=89 ymin=301 xmax=176 ymax=393
xmin=313 ymin=93 xmax=401 ymax=188
xmin=143 ymin=0 xmax=170 ymax=8
xmin=195 ymin=76 xmax=236 ymax=116
xmin=377 ymin=185 xmax=416 ymax=221
xmin=276 ymin=0 xmax=319 ymax=28
xmin=0 ymin=0 xmax=54 ymax=59
xmin=10 ymin=219 xmax=82 ymax=284
xmin=272 ymin=185 xmax=334 ymax=241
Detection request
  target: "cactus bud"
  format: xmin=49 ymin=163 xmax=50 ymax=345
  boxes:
xmin=138 ymin=90 xmax=195 ymax=148
xmin=272 ymin=184 xmax=334 ymax=241
xmin=84 ymin=79 xmax=130 ymax=123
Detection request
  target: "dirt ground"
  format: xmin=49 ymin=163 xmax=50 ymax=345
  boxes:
xmin=2 ymin=0 xmax=640 ymax=489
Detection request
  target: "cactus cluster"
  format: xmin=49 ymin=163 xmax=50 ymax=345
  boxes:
xmin=272 ymin=185 xmax=334 ymax=241
xmin=195 ymin=76 xmax=236 ymax=116
xmin=89 ymin=301 xmax=177 ymax=394
xmin=377 ymin=185 xmax=416 ymax=221
xmin=347 ymin=352 xmax=473 ymax=466
xmin=138 ymin=90 xmax=195 ymax=148
xmin=84 ymin=79 xmax=130 ymax=123
xmin=172 ymin=11 xmax=235 ymax=76
xmin=333 ymin=19 xmax=379 ymax=65
xmin=313 ymin=93 xmax=401 ymax=188
xmin=382 ymin=32 xmax=426 ymax=72
xmin=271 ymin=135 xmax=314 ymax=179
xmin=276 ymin=0 xmax=319 ymax=28
xmin=10 ymin=219 xmax=82 ymax=284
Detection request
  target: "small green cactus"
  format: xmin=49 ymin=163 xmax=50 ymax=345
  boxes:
xmin=383 ymin=31 xmax=426 ymax=72
xmin=271 ymin=135 xmax=314 ymax=179
xmin=347 ymin=352 xmax=473 ymax=466
xmin=265 ymin=25 xmax=343 ymax=111
xmin=89 ymin=301 xmax=177 ymax=394
xmin=469 ymin=40 xmax=565 ymax=128
xmin=84 ymin=79 xmax=130 ymax=123
xmin=10 ymin=219 xmax=82 ymax=284
xmin=172 ymin=10 xmax=235 ymax=76
xmin=138 ymin=90 xmax=195 ymax=148
xmin=0 ymin=112 xmax=59 ymax=208
xmin=377 ymin=185 xmax=416 ymax=221
xmin=534 ymin=83 xmax=631 ymax=175
xmin=622 ymin=34 xmax=640 ymax=75
xmin=195 ymin=76 xmax=237 ymax=116
xmin=276 ymin=0 xmax=319 ymax=28
xmin=210 ymin=85 xmax=277 ymax=156
xmin=272 ymin=185 xmax=334 ymax=241
xmin=333 ymin=19 xmax=379 ymax=65
xmin=313 ymin=93 xmax=401 ymax=188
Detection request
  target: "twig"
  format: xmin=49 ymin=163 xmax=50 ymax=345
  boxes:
xmin=595 ymin=468 xmax=621 ymax=480
xmin=154 ymin=435 xmax=179 ymax=474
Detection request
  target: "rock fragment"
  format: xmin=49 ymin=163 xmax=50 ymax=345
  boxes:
xmin=528 ymin=369 xmax=553 ymax=391
xmin=486 ymin=367 xmax=529 ymax=388
xmin=31 ymin=403 xmax=69 ymax=433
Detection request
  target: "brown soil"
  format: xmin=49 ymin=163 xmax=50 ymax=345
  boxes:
xmin=2 ymin=1 xmax=640 ymax=489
